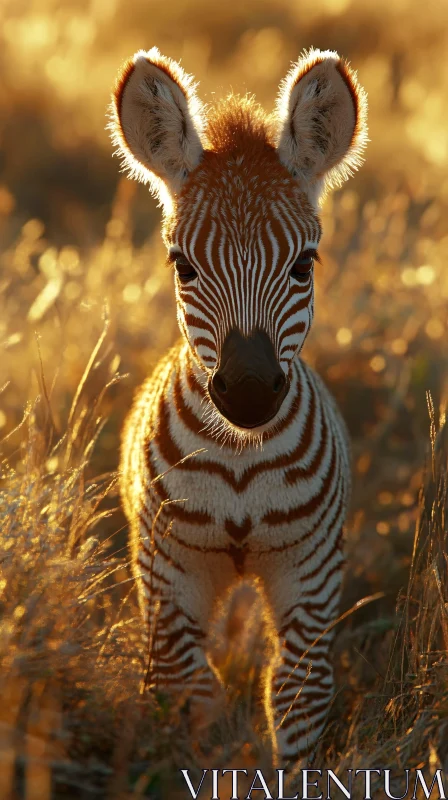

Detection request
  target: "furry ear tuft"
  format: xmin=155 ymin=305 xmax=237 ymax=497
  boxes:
xmin=108 ymin=48 xmax=204 ymax=210
xmin=275 ymin=48 xmax=368 ymax=203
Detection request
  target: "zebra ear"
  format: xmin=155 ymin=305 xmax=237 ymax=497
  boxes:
xmin=275 ymin=49 xmax=368 ymax=203
xmin=109 ymin=48 xmax=204 ymax=209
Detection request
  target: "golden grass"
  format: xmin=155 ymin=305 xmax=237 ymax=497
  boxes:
xmin=1 ymin=363 xmax=446 ymax=796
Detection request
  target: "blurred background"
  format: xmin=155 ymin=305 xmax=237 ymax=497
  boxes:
xmin=1 ymin=0 xmax=448 ymax=795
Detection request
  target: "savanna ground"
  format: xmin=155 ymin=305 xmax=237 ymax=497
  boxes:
xmin=1 ymin=0 xmax=448 ymax=797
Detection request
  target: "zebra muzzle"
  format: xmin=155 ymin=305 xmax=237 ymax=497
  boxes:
xmin=208 ymin=328 xmax=290 ymax=429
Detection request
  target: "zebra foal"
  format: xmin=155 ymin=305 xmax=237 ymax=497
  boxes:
xmin=109 ymin=47 xmax=368 ymax=762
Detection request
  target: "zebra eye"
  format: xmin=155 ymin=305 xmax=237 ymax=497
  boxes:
xmin=290 ymin=250 xmax=317 ymax=282
xmin=173 ymin=253 xmax=197 ymax=283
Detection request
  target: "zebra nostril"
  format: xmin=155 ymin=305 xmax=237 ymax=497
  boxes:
xmin=213 ymin=374 xmax=228 ymax=395
xmin=273 ymin=373 xmax=286 ymax=394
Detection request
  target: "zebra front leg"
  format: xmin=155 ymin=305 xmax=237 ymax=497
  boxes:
xmin=273 ymin=614 xmax=335 ymax=764
xmin=135 ymin=548 xmax=222 ymax=727
xmin=148 ymin=596 xmax=221 ymax=708
xmin=271 ymin=562 xmax=344 ymax=765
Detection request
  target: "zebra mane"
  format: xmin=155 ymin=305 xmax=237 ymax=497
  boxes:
xmin=204 ymin=95 xmax=274 ymax=157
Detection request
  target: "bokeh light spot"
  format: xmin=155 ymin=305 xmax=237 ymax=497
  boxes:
xmin=376 ymin=522 xmax=390 ymax=536
xmin=425 ymin=319 xmax=444 ymax=339
xmin=123 ymin=284 xmax=142 ymax=304
xmin=391 ymin=338 xmax=407 ymax=355
xmin=416 ymin=265 xmax=435 ymax=285
xmin=401 ymin=268 xmax=417 ymax=287
xmin=370 ymin=355 xmax=386 ymax=372
xmin=336 ymin=327 xmax=352 ymax=346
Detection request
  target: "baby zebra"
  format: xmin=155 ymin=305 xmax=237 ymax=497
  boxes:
xmin=109 ymin=47 xmax=367 ymax=763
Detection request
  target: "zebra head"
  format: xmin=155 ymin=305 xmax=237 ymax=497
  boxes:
xmin=110 ymin=48 xmax=367 ymax=434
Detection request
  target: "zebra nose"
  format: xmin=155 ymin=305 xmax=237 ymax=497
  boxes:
xmin=208 ymin=329 xmax=290 ymax=429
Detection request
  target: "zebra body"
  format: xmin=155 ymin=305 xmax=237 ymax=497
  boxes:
xmin=110 ymin=46 xmax=367 ymax=762
xmin=122 ymin=341 xmax=350 ymax=756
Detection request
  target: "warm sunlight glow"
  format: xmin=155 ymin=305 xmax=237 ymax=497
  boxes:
xmin=1 ymin=0 xmax=447 ymax=792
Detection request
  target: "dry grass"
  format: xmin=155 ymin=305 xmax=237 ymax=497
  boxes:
xmin=1 ymin=0 xmax=448 ymax=795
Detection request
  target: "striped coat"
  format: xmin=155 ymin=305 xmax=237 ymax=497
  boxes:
xmin=110 ymin=46 xmax=367 ymax=762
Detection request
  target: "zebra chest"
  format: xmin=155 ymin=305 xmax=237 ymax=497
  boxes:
xmin=152 ymin=453 xmax=322 ymax=550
